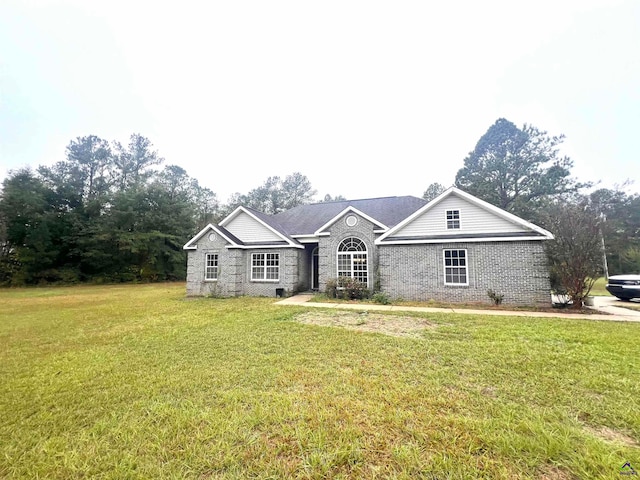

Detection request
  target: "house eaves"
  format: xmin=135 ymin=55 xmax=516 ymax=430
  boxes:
xmin=380 ymin=231 xmax=550 ymax=245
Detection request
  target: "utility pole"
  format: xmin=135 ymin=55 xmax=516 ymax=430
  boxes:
xmin=600 ymin=213 xmax=609 ymax=279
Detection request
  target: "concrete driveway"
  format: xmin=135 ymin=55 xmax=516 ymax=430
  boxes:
xmin=590 ymin=295 xmax=640 ymax=318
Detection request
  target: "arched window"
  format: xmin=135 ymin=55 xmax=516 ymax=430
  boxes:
xmin=337 ymin=237 xmax=368 ymax=285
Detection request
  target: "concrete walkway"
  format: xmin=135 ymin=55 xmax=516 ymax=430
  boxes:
xmin=275 ymin=294 xmax=640 ymax=323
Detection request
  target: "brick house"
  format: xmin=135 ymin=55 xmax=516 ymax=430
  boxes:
xmin=183 ymin=187 xmax=554 ymax=306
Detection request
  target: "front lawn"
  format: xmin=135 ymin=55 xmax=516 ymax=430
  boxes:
xmin=1 ymin=284 xmax=638 ymax=479
xmin=590 ymin=277 xmax=611 ymax=297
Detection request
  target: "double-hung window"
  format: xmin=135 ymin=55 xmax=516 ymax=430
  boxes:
xmin=205 ymin=253 xmax=219 ymax=280
xmin=443 ymin=249 xmax=468 ymax=285
xmin=446 ymin=210 xmax=460 ymax=229
xmin=251 ymin=253 xmax=280 ymax=281
xmin=337 ymin=237 xmax=368 ymax=285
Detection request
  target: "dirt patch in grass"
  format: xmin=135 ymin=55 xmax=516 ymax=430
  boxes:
xmin=583 ymin=425 xmax=639 ymax=447
xmin=536 ymin=464 xmax=573 ymax=480
xmin=293 ymin=311 xmax=437 ymax=338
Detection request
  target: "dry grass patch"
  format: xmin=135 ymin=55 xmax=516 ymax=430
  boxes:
xmin=536 ymin=464 xmax=574 ymax=480
xmin=583 ymin=424 xmax=639 ymax=448
xmin=294 ymin=310 xmax=438 ymax=338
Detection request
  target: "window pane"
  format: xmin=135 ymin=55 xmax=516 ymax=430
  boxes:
xmin=337 ymin=254 xmax=350 ymax=272
xmin=444 ymin=249 xmax=467 ymax=285
xmin=251 ymin=253 xmax=279 ymax=280
xmin=446 ymin=210 xmax=460 ymax=229
xmin=205 ymin=253 xmax=218 ymax=280
xmin=252 ymin=253 xmax=264 ymax=280
xmin=266 ymin=267 xmax=278 ymax=280
xmin=338 ymin=237 xmax=366 ymax=252
xmin=336 ymin=239 xmax=368 ymax=285
xmin=266 ymin=253 xmax=278 ymax=266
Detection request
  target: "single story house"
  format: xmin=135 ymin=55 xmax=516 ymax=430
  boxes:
xmin=183 ymin=187 xmax=554 ymax=305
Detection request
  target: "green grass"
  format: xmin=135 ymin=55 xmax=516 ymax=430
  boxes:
xmin=590 ymin=277 xmax=611 ymax=297
xmin=1 ymin=284 xmax=638 ymax=479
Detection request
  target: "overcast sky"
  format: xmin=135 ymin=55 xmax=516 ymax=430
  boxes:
xmin=1 ymin=0 xmax=639 ymax=203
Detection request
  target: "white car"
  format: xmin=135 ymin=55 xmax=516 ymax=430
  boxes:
xmin=606 ymin=274 xmax=640 ymax=301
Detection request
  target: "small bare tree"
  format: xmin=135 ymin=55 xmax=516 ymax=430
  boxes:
xmin=542 ymin=199 xmax=604 ymax=309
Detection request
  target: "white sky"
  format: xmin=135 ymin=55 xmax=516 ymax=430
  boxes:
xmin=1 ymin=0 xmax=639 ymax=203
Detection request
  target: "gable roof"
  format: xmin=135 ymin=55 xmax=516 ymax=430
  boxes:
xmin=376 ymin=187 xmax=554 ymax=244
xmin=183 ymin=223 xmax=242 ymax=250
xmin=219 ymin=206 xmax=303 ymax=248
xmin=313 ymin=206 xmax=388 ymax=235
xmin=270 ymin=196 xmax=428 ymax=236
xmin=183 ymin=189 xmax=553 ymax=250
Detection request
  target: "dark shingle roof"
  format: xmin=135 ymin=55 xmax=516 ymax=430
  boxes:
xmin=270 ymin=196 xmax=427 ymax=236
xmin=242 ymin=206 xmax=301 ymax=244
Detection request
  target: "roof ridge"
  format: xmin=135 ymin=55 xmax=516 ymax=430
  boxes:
xmin=310 ymin=195 xmax=421 ymax=206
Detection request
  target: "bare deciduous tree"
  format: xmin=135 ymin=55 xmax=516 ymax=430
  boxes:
xmin=542 ymin=199 xmax=604 ymax=309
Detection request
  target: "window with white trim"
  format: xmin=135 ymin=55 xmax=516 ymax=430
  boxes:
xmin=205 ymin=253 xmax=218 ymax=280
xmin=443 ymin=249 xmax=468 ymax=285
xmin=446 ymin=210 xmax=460 ymax=229
xmin=337 ymin=237 xmax=368 ymax=285
xmin=251 ymin=253 xmax=280 ymax=281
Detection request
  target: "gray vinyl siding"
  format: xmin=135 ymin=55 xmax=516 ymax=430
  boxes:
xmin=378 ymin=241 xmax=550 ymax=306
xmin=224 ymin=211 xmax=283 ymax=243
xmin=395 ymin=195 xmax=528 ymax=237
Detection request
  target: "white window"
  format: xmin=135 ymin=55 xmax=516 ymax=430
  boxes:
xmin=446 ymin=210 xmax=460 ymax=229
xmin=337 ymin=237 xmax=368 ymax=285
xmin=205 ymin=253 xmax=218 ymax=280
xmin=251 ymin=253 xmax=280 ymax=281
xmin=444 ymin=249 xmax=468 ymax=285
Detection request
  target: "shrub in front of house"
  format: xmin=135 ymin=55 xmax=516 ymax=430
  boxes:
xmin=371 ymin=291 xmax=391 ymax=305
xmin=326 ymin=277 xmax=370 ymax=300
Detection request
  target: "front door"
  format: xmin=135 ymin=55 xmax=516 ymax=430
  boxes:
xmin=311 ymin=247 xmax=319 ymax=290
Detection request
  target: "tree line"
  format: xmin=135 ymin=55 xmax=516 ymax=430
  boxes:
xmin=0 ymin=134 xmax=219 ymax=285
xmin=2 ymin=121 xmax=639 ymax=306
xmin=0 ymin=134 xmax=338 ymax=285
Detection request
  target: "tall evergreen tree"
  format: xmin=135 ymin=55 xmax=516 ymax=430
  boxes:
xmin=112 ymin=134 xmax=163 ymax=191
xmin=588 ymin=186 xmax=640 ymax=274
xmin=0 ymin=169 xmax=67 ymax=284
xmin=422 ymin=182 xmax=445 ymax=202
xmin=226 ymin=172 xmax=316 ymax=215
xmin=455 ymin=118 xmax=587 ymax=219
